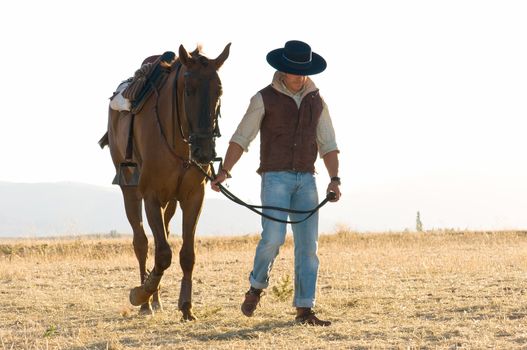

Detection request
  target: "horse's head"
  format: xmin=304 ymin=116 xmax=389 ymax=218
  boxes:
xmin=178 ymin=43 xmax=231 ymax=164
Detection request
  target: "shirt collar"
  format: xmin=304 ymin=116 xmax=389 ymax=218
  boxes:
xmin=271 ymin=71 xmax=318 ymax=99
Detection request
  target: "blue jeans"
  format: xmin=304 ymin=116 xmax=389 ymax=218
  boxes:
xmin=249 ymin=171 xmax=320 ymax=308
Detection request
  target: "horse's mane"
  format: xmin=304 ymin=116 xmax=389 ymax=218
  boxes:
xmin=191 ymin=43 xmax=203 ymax=55
xmin=189 ymin=44 xmax=210 ymax=66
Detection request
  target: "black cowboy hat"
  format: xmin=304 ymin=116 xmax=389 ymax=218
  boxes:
xmin=266 ymin=40 xmax=327 ymax=76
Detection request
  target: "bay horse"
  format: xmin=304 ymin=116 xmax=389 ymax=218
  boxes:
xmin=104 ymin=43 xmax=230 ymax=320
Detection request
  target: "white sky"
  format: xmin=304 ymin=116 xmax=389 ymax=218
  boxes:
xmin=1 ymin=0 xmax=526 ymax=231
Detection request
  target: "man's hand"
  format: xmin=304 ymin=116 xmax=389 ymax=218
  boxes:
xmin=322 ymin=150 xmax=340 ymax=202
xmin=211 ymin=170 xmax=228 ymax=192
xmin=211 ymin=142 xmax=243 ymax=192
xmin=326 ymin=181 xmax=341 ymax=202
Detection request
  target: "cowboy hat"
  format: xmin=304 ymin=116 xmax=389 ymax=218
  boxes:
xmin=266 ymin=40 xmax=327 ymax=75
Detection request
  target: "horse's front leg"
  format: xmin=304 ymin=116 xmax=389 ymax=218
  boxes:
xmin=178 ymin=190 xmax=205 ymax=321
xmin=129 ymin=196 xmax=172 ymax=307
xmin=151 ymin=199 xmax=178 ymax=312
xmin=121 ymin=187 xmax=153 ymax=315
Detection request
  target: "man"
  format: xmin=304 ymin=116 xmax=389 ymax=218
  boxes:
xmin=211 ymin=40 xmax=341 ymax=326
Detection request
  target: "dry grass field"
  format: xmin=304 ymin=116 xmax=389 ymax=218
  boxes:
xmin=0 ymin=230 xmax=526 ymax=349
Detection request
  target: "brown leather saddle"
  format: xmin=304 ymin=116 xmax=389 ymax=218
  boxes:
xmin=122 ymin=51 xmax=176 ymax=114
xmin=100 ymin=51 xmax=177 ymax=186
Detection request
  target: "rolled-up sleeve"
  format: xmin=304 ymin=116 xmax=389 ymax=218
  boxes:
xmin=229 ymin=93 xmax=265 ymax=152
xmin=316 ymin=101 xmax=339 ymax=157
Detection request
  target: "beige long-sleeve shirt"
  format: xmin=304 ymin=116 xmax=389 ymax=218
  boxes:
xmin=230 ymin=72 xmax=339 ymax=158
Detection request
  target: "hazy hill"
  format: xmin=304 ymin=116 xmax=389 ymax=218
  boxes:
xmin=0 ymin=182 xmax=263 ymax=237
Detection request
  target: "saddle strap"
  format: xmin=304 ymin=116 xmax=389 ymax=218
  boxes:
xmin=125 ymin=113 xmax=135 ymax=161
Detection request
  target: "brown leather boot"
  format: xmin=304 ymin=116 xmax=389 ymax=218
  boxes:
xmin=241 ymin=287 xmax=263 ymax=317
xmin=295 ymin=308 xmax=331 ymax=326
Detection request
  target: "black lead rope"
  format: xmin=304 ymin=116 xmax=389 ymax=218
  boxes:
xmin=193 ymin=159 xmax=336 ymax=224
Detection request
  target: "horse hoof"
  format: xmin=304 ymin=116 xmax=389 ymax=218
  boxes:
xmin=151 ymin=300 xmax=163 ymax=312
xmin=180 ymin=302 xmax=197 ymax=321
xmin=139 ymin=303 xmax=153 ymax=316
xmin=182 ymin=311 xmax=197 ymax=321
xmin=130 ymin=286 xmax=152 ymax=306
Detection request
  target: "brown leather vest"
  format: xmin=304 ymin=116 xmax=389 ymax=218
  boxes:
xmin=258 ymin=85 xmax=323 ymax=174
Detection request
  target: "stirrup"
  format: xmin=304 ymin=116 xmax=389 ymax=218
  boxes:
xmin=112 ymin=161 xmax=140 ymax=186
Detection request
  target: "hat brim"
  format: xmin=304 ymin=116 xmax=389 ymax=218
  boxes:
xmin=266 ymin=48 xmax=327 ymax=76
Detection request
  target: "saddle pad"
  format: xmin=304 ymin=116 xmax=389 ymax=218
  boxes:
xmin=109 ymin=80 xmax=132 ymax=112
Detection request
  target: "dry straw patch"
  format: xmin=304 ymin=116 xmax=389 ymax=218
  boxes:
xmin=0 ymin=230 xmax=526 ymax=349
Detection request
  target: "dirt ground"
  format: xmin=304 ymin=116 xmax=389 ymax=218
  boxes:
xmin=0 ymin=230 xmax=526 ymax=349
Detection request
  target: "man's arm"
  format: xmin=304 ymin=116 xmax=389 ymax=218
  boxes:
xmin=211 ymin=93 xmax=264 ymax=192
xmin=211 ymin=142 xmax=244 ymax=192
xmin=322 ymin=150 xmax=341 ymax=202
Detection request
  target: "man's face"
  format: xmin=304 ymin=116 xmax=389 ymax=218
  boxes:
xmin=283 ymin=73 xmax=307 ymax=93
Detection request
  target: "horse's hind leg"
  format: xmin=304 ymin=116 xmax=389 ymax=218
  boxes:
xmin=178 ymin=193 xmax=204 ymax=321
xmin=150 ymin=198 xmax=178 ymax=311
xmin=121 ymin=187 xmax=153 ymax=315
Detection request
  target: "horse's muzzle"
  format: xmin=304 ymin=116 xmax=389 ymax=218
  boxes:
xmin=191 ymin=141 xmax=216 ymax=164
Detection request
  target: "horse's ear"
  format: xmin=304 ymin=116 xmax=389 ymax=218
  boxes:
xmin=215 ymin=43 xmax=231 ymax=70
xmin=179 ymin=45 xmax=192 ymax=67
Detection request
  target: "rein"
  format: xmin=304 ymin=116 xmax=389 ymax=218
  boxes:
xmin=172 ymin=62 xmax=188 ymax=144
xmin=192 ymin=159 xmax=335 ymax=224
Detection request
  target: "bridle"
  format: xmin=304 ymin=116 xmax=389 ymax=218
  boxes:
xmin=172 ymin=62 xmax=221 ymax=163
